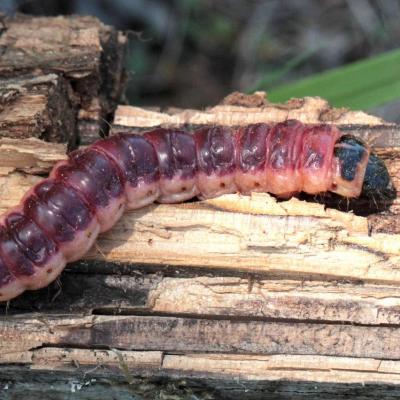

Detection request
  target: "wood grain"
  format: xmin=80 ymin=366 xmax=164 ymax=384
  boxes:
xmin=5 ymin=273 xmax=400 ymax=326
xmin=0 ymin=74 xmax=77 ymax=142
xmin=113 ymin=95 xmax=388 ymax=128
xmin=0 ymin=14 xmax=126 ymax=143
xmin=4 ymin=314 xmax=400 ymax=360
xmin=0 ymin=137 xmax=66 ymax=175
xmin=4 ymin=348 xmax=400 ymax=385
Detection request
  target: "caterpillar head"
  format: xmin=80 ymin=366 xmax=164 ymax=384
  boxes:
xmin=332 ymin=135 xmax=396 ymax=201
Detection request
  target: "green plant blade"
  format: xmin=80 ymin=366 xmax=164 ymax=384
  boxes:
xmin=266 ymin=48 xmax=400 ymax=110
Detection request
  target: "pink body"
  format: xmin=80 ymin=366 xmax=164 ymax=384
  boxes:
xmin=0 ymin=120 xmax=370 ymax=301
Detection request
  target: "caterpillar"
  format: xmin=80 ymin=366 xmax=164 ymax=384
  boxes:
xmin=0 ymin=119 xmax=394 ymax=302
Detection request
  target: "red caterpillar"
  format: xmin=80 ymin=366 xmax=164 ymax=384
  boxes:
xmin=0 ymin=120 xmax=394 ymax=301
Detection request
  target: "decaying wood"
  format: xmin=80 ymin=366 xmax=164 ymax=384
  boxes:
xmin=0 ymin=74 xmax=77 ymax=142
xmin=0 ymin=137 xmax=66 ymax=176
xmin=1 ymin=97 xmax=400 ymax=398
xmin=113 ymin=95 xmax=388 ymax=128
xmin=5 ymin=314 xmax=400 ymax=359
xmin=2 ymin=373 xmax=400 ymax=400
xmin=0 ymin=14 xmax=126 ymax=143
xmin=3 ymin=314 xmax=400 ymax=396
xmin=5 ymin=348 xmax=400 ymax=386
xmin=6 ymin=272 xmax=400 ymax=326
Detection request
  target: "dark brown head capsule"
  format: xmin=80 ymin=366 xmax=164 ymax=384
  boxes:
xmin=332 ymin=135 xmax=395 ymax=200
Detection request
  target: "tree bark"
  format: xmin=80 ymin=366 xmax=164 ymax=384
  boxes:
xmin=0 ymin=14 xmax=126 ymax=145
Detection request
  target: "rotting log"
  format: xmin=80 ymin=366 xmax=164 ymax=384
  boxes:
xmin=1 ymin=95 xmax=400 ymax=399
xmin=0 ymin=14 xmax=126 ymax=144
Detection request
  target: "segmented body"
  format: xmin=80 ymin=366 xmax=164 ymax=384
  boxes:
xmin=0 ymin=120 xmax=371 ymax=301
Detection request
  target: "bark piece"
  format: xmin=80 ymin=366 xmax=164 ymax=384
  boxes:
xmin=0 ymin=74 xmax=77 ymax=142
xmin=2 ymin=365 xmax=400 ymax=400
xmin=0 ymin=137 xmax=66 ymax=175
xmin=113 ymin=96 xmax=388 ymax=129
xmin=5 ymin=348 xmax=400 ymax=388
xmin=5 ymin=273 xmax=400 ymax=327
xmin=4 ymin=314 xmax=400 ymax=360
xmin=162 ymin=353 xmax=400 ymax=384
xmin=0 ymin=15 xmax=126 ymax=142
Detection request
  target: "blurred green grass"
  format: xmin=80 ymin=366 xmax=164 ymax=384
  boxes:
xmin=256 ymin=48 xmax=400 ymax=110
